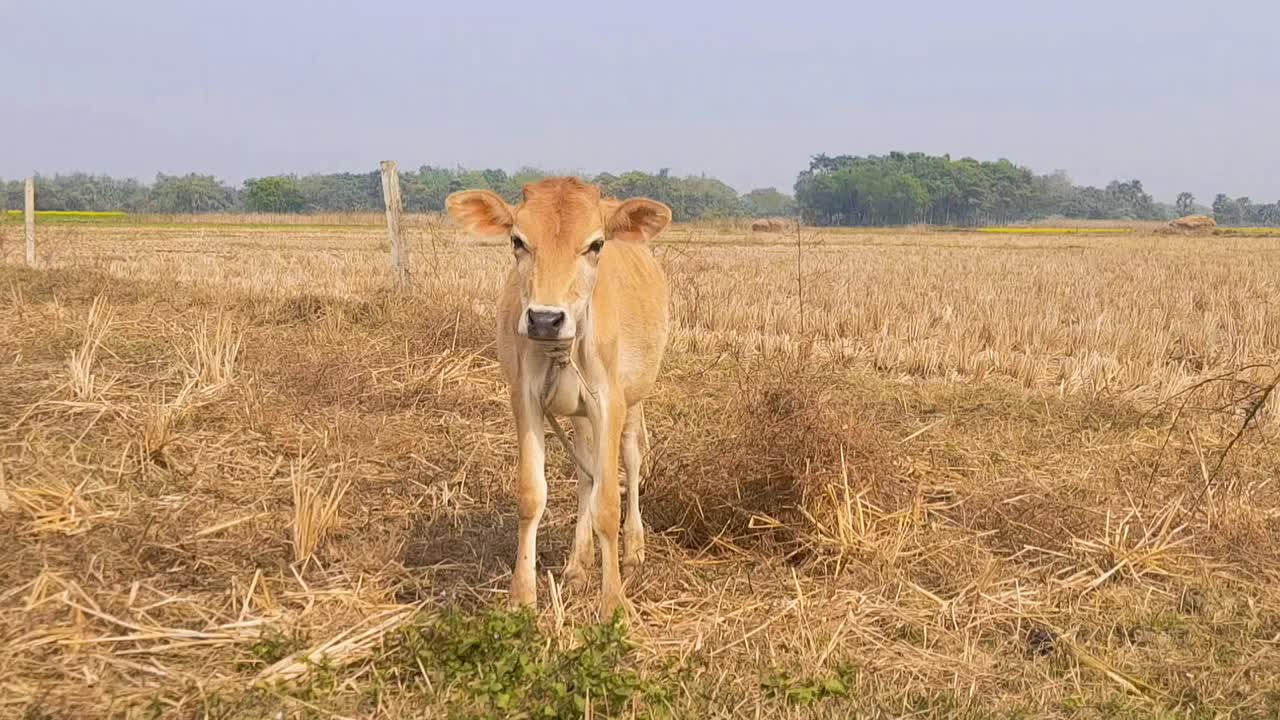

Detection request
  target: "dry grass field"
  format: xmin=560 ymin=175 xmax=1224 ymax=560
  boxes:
xmin=1 ymin=215 xmax=1278 ymax=719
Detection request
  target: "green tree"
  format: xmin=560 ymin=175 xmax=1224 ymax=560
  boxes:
xmin=1258 ymin=202 xmax=1280 ymax=227
xmin=243 ymin=175 xmax=306 ymax=213
xmin=34 ymin=173 xmax=150 ymax=211
xmin=511 ymin=166 xmax=548 ymax=192
xmin=1175 ymin=192 xmax=1196 ymax=217
xmin=403 ymin=167 xmax=452 ymax=212
xmin=1104 ymin=180 xmax=1157 ymax=220
xmin=1213 ymin=194 xmax=1242 ymax=225
xmin=795 ymin=152 xmax=1184 ymax=226
xmin=1237 ymin=197 xmax=1259 ymax=225
xmin=595 ymin=170 xmax=744 ymax=221
xmin=147 ymin=173 xmax=237 ymax=213
xmin=741 ymin=187 xmax=797 ymax=217
xmin=296 ymin=172 xmax=381 ymax=211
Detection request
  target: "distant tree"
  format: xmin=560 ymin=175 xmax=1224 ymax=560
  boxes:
xmin=402 ymin=167 xmax=452 ymax=212
xmin=148 ymin=174 xmax=237 ymax=213
xmin=296 ymin=172 xmax=381 ymax=211
xmin=1259 ymin=202 xmax=1280 ymax=227
xmin=1213 ymin=194 xmax=1242 ymax=225
xmin=54 ymin=173 xmax=148 ymax=211
xmin=11 ymin=160 xmax=1266 ymax=228
xmin=741 ymin=187 xmax=797 ymax=217
xmin=796 ymin=153 xmax=1036 ymax=226
xmin=595 ymin=170 xmax=674 ymax=206
xmin=478 ymin=169 xmax=521 ymax=202
xmin=1237 ymin=197 xmax=1259 ymax=225
xmin=1 ymin=180 xmax=18 ymax=212
xmin=596 ymin=171 xmax=743 ymax=221
xmin=1034 ymin=170 xmax=1076 ymax=218
xmin=0 ymin=173 xmax=148 ymax=212
xmin=1104 ymin=180 xmax=1158 ymax=220
xmin=243 ymin=176 xmax=306 ymax=213
xmin=1210 ymin=195 xmax=1280 ymax=226
xmin=1176 ymin=192 xmax=1196 ymax=217
xmin=511 ymin=166 xmax=548 ymax=192
xmin=673 ymin=176 xmax=745 ymax=220
xmin=1150 ymin=202 xmax=1178 ymax=221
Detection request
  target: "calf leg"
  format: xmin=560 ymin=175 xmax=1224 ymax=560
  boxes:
xmin=621 ymin=403 xmax=646 ymax=569
xmin=509 ymin=389 xmax=547 ymax=608
xmin=593 ymin=394 xmax=627 ymax=618
xmin=563 ymin=416 xmax=595 ymax=587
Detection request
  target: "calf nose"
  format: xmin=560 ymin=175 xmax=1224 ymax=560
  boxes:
xmin=527 ymin=309 xmax=566 ymax=339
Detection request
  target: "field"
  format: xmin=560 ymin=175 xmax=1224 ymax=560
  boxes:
xmin=1 ymin=216 xmax=1279 ymax=719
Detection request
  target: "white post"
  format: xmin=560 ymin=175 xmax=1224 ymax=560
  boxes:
xmin=380 ymin=160 xmax=406 ymax=288
xmin=24 ymin=178 xmax=35 ymax=266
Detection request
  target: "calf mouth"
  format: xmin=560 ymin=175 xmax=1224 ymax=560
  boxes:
xmin=525 ymin=335 xmax=576 ymax=346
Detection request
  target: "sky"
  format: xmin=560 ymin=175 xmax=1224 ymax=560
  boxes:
xmin=3 ymin=0 xmax=1278 ymax=202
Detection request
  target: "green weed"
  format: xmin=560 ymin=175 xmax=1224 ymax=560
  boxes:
xmin=760 ymin=664 xmax=855 ymax=706
xmin=242 ymin=627 xmax=310 ymax=669
xmin=386 ymin=607 xmax=672 ymax=719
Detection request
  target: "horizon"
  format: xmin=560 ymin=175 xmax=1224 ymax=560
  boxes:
xmin=0 ymin=157 xmax=1230 ymax=206
xmin=6 ymin=0 xmax=1279 ymax=204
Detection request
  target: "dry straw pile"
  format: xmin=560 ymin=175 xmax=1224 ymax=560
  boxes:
xmin=1168 ymin=215 xmax=1218 ymax=233
xmin=750 ymin=217 xmax=794 ymax=233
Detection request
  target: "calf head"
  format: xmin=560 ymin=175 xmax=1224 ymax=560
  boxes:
xmin=447 ymin=177 xmax=670 ymax=341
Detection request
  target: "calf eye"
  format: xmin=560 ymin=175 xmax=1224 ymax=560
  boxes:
xmin=511 ymin=235 xmax=528 ymax=252
xmin=586 ymin=239 xmax=604 ymax=255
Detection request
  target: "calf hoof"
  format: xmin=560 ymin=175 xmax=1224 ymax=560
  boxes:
xmin=600 ymin=591 xmax=629 ymax=623
xmin=623 ymin=529 xmax=646 ymax=570
xmin=509 ymin=578 xmax=537 ymax=609
xmin=622 ymin=548 xmax=646 ymax=571
xmin=563 ymin=560 xmax=590 ymax=589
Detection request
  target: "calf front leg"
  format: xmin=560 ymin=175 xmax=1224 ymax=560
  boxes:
xmin=593 ymin=392 xmax=627 ymax=618
xmin=510 ymin=388 xmax=547 ymax=608
xmin=621 ymin=403 xmax=646 ymax=570
xmin=563 ymin=416 xmax=595 ymax=587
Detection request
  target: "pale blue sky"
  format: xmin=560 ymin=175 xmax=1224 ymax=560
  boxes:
xmin=4 ymin=0 xmax=1277 ymax=201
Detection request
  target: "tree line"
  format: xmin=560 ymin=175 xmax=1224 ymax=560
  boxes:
xmin=800 ymin=152 xmax=1196 ymax=226
xmin=3 ymin=155 xmax=1276 ymax=226
xmin=0 ymin=168 xmax=796 ymax=223
xmin=1211 ymin=194 xmax=1280 ymax=226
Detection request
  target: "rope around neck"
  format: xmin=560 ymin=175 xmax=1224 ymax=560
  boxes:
xmin=537 ymin=337 xmax=601 ymax=485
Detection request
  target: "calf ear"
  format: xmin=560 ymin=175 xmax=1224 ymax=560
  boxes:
xmin=605 ymin=198 xmax=672 ymax=242
xmin=446 ymin=190 xmax=514 ymax=236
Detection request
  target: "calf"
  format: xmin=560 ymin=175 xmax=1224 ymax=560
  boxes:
xmin=446 ymin=177 xmax=671 ymax=617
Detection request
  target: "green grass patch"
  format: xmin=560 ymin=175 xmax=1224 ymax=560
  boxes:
xmin=3 ymin=208 xmax=127 ymax=222
xmin=241 ymin=627 xmax=311 ymax=670
xmin=368 ymin=608 xmax=673 ymax=718
xmin=761 ymin=665 xmax=855 ymax=706
xmin=3 ymin=210 xmax=128 ymax=224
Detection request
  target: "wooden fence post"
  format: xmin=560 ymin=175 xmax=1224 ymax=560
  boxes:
xmin=25 ymin=177 xmax=35 ymax=266
xmin=380 ymin=161 xmax=406 ymax=288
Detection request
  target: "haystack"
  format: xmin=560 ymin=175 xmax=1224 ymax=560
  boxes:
xmin=1169 ymin=214 xmax=1216 ymax=233
xmin=750 ymin=218 xmax=792 ymax=233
